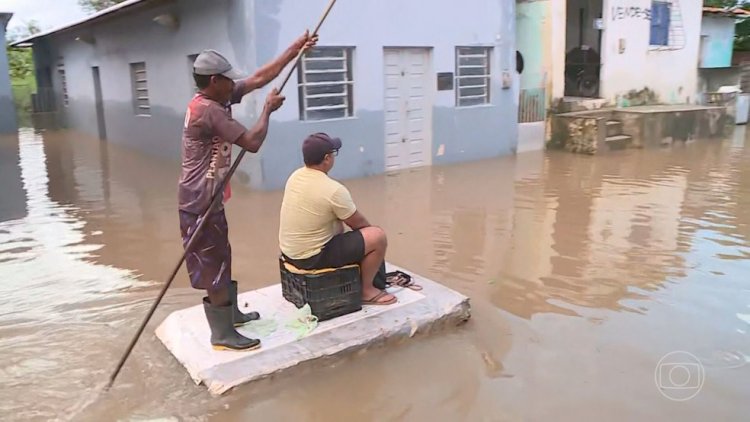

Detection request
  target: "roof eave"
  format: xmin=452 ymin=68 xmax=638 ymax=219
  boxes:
xmin=9 ymin=0 xmax=153 ymax=47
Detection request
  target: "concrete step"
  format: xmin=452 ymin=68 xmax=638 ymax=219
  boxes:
xmin=606 ymin=120 xmax=623 ymax=137
xmin=605 ymin=134 xmax=632 ymax=150
xmin=559 ymin=97 xmax=608 ymax=113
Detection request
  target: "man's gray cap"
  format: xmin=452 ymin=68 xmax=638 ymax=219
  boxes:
xmin=193 ymin=49 xmax=245 ymax=80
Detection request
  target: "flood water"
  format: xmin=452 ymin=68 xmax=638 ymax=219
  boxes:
xmin=1 ymin=125 xmax=749 ymax=421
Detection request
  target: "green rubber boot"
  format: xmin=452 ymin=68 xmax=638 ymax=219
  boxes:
xmin=230 ymin=280 xmax=260 ymax=327
xmin=202 ymin=297 xmax=261 ymax=351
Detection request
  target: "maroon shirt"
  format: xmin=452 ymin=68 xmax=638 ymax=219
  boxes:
xmin=178 ymin=81 xmax=246 ymax=215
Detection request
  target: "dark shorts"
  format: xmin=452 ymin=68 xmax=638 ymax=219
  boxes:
xmin=179 ymin=210 xmax=232 ymax=291
xmin=284 ymin=230 xmax=365 ymax=271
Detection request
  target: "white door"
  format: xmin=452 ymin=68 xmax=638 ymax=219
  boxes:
xmin=384 ymin=48 xmax=432 ymax=171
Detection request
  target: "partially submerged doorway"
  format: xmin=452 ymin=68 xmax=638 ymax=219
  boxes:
xmin=564 ymin=0 xmax=603 ymax=98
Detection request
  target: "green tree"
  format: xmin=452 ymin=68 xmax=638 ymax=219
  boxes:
xmin=6 ymin=48 xmax=34 ymax=80
xmin=5 ymin=20 xmax=40 ymax=81
xmin=5 ymin=20 xmax=41 ymax=114
xmin=735 ymin=18 xmax=750 ymax=50
xmin=78 ymin=0 xmax=127 ymax=13
xmin=704 ymin=0 xmax=741 ymax=7
xmin=703 ymin=1 xmax=750 ymax=50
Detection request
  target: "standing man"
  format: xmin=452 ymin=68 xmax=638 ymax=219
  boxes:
xmin=179 ymin=32 xmax=318 ymax=351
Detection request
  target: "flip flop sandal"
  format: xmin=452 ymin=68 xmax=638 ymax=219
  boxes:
xmin=362 ymin=290 xmax=397 ymax=306
xmin=385 ymin=270 xmax=423 ymax=291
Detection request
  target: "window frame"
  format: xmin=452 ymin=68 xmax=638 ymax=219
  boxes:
xmin=57 ymin=63 xmax=69 ymax=107
xmin=649 ymin=1 xmax=671 ymax=47
xmin=129 ymin=61 xmax=151 ymax=117
xmin=297 ymin=46 xmax=355 ymax=121
xmin=455 ymin=46 xmax=492 ymax=108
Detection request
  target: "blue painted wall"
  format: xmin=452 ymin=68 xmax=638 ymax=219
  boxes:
xmin=252 ymin=0 xmax=517 ymax=190
xmin=31 ymin=0 xmax=517 ymax=191
xmin=32 ymin=0 xmax=251 ymax=160
xmin=1 ymin=13 xmax=18 ymax=134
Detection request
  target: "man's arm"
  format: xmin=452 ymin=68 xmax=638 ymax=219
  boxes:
xmin=239 ymin=31 xmax=319 ymax=95
xmin=343 ymin=210 xmax=371 ymax=231
xmin=330 ymin=185 xmax=364 ymax=229
xmin=234 ymin=107 xmax=271 ymax=153
xmin=234 ymin=89 xmax=285 ymax=152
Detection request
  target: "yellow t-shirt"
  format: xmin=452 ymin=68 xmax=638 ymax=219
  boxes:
xmin=279 ymin=167 xmax=357 ymax=259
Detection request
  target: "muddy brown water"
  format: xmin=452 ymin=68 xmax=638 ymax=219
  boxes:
xmin=0 ymin=126 xmax=748 ymax=421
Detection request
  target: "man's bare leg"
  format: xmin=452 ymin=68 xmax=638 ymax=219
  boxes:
xmin=359 ymin=226 xmax=396 ymax=303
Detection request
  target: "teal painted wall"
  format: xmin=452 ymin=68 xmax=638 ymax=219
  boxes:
xmin=700 ymin=16 xmax=735 ymax=69
xmin=516 ymin=1 xmax=547 ymax=90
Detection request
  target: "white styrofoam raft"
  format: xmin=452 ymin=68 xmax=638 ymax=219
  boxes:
xmin=155 ymin=263 xmax=471 ymax=395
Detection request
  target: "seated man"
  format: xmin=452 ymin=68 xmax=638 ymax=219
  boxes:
xmin=279 ymin=133 xmax=397 ymax=305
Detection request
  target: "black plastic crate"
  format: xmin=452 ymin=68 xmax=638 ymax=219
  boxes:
xmin=279 ymin=257 xmax=362 ymax=321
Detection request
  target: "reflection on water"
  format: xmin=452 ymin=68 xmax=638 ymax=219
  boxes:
xmin=0 ymin=129 xmax=150 ymax=420
xmin=0 ymin=126 xmax=748 ymax=421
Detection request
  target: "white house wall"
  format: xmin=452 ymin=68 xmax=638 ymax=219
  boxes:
xmin=600 ymin=0 xmax=702 ymax=104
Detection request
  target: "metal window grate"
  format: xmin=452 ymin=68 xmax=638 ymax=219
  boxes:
xmin=57 ymin=63 xmax=69 ymax=107
xmin=130 ymin=62 xmax=151 ymax=116
xmin=519 ymin=88 xmax=546 ymax=123
xmin=297 ymin=47 xmax=354 ymax=121
xmin=649 ymin=0 xmax=685 ymax=51
xmin=455 ymin=46 xmax=491 ymax=107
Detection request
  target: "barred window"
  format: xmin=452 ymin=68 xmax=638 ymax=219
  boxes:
xmin=455 ymin=46 xmax=492 ymax=107
xmin=297 ymin=47 xmax=354 ymax=121
xmin=57 ymin=63 xmax=68 ymax=107
xmin=650 ymin=1 xmax=670 ymax=46
xmin=130 ymin=62 xmax=151 ymax=116
xmin=648 ymin=0 xmax=685 ymax=51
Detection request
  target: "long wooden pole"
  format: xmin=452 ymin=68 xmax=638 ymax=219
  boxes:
xmin=104 ymin=0 xmax=338 ymax=392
